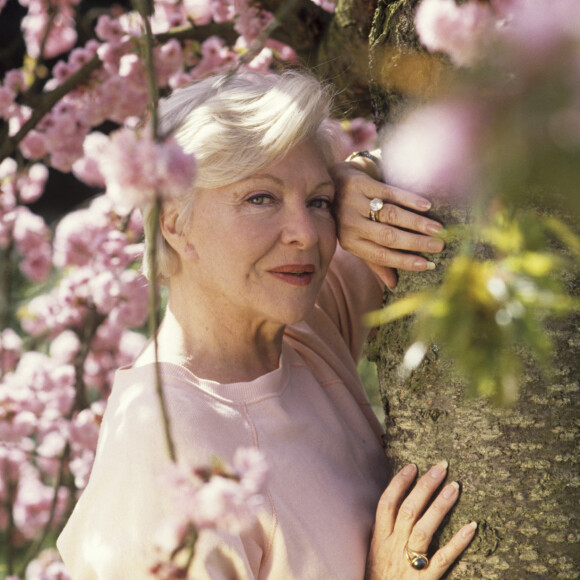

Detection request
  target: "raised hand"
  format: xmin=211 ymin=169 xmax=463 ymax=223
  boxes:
xmin=331 ymin=159 xmax=445 ymax=290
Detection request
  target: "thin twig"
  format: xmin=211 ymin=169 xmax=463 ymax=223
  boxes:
xmin=134 ymin=0 xmax=177 ymax=463
xmin=146 ymin=199 xmax=177 ymax=463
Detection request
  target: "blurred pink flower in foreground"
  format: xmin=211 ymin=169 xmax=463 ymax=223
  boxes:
xmin=416 ymin=0 xmax=580 ymax=72
xmin=415 ymin=0 xmax=496 ymax=67
xmin=151 ymin=448 xmax=268 ymax=576
xmin=164 ymin=447 xmax=268 ymax=533
xmin=381 ymin=99 xmax=485 ymax=196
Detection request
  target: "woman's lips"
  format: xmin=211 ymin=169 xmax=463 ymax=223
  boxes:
xmin=268 ymin=264 xmax=315 ymax=286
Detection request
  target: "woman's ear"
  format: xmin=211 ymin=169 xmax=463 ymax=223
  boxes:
xmin=160 ymin=202 xmax=198 ymax=259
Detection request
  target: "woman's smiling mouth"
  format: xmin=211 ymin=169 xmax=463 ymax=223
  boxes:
xmin=268 ymin=264 xmax=316 ymax=286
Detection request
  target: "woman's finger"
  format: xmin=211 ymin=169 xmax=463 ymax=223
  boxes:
xmin=367 ymin=262 xmax=398 ymax=290
xmin=363 ymin=201 xmax=444 ymax=239
xmin=406 ymin=481 xmax=460 ymax=554
xmin=346 ymin=238 xmax=439 ymax=272
xmin=429 ymin=521 xmax=478 ymax=574
xmin=393 ymin=461 xmax=449 ymax=539
xmin=363 ymin=180 xmax=433 ymax=214
xmin=370 ymin=222 xmax=444 ymax=254
xmin=373 ymin=464 xmax=418 ymax=540
xmin=382 ymin=183 xmax=433 ymax=212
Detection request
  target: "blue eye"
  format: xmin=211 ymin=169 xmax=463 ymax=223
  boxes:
xmin=309 ymin=198 xmax=332 ymax=210
xmin=248 ymin=194 xmax=274 ymax=205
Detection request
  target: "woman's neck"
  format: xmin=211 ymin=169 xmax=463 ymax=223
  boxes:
xmin=140 ymin=299 xmax=285 ymax=384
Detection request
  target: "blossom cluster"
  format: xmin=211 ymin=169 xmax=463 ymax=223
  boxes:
xmin=0 ymin=0 xmax=370 ymax=576
xmin=1 ymin=193 xmax=148 ymax=576
xmin=382 ymin=0 xmax=580 ymax=199
xmin=150 ymin=448 xmax=269 ymax=578
xmin=3 ymin=0 xmax=303 ymax=181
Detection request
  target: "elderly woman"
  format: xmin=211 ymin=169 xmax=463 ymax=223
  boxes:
xmin=57 ymin=70 xmax=475 ymax=579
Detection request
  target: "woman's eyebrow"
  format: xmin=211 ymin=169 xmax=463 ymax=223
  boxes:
xmin=244 ymin=174 xmax=335 ymax=191
xmin=242 ymin=174 xmax=284 ymax=186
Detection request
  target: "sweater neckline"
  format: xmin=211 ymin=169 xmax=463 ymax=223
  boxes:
xmin=119 ymin=342 xmax=295 ymax=403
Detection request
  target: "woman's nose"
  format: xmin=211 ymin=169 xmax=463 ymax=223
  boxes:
xmin=279 ymin=205 xmax=319 ymax=249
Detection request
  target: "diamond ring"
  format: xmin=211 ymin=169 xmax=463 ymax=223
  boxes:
xmin=369 ymin=198 xmax=384 ymax=222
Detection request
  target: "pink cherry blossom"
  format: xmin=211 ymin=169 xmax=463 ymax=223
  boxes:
xmin=49 ymin=330 xmax=81 ymax=364
xmin=234 ymin=0 xmax=274 ymax=42
xmin=19 ymin=128 xmax=48 ymax=160
xmin=18 ymin=163 xmax=49 ymax=203
xmin=183 ymin=0 xmax=213 ymax=25
xmin=21 ymin=0 xmax=78 ymax=59
xmin=34 ymin=101 xmax=90 ymax=172
xmin=233 ymin=446 xmax=269 ymax=495
xmin=25 ymin=548 xmax=71 ymax=580
xmin=71 ymin=131 xmax=108 ymax=187
xmin=3 ymin=69 xmax=26 ymax=93
xmin=192 ymin=475 xmax=265 ymax=533
xmin=309 ymin=0 xmax=336 ymax=13
xmin=20 ymin=242 xmax=53 ymax=282
xmin=13 ymin=464 xmax=69 ymax=539
xmin=151 ymin=0 xmax=188 ymax=32
xmin=381 ymin=99 xmax=485 ymax=196
xmin=493 ymin=0 xmax=580 ymax=72
xmin=11 ymin=206 xmax=49 ymax=253
xmin=95 ymin=14 xmax=126 ymax=44
xmin=108 ymin=270 xmax=149 ymax=327
xmin=0 ymin=86 xmax=16 ymax=118
xmin=95 ymin=128 xmax=197 ymax=210
xmin=0 ymin=328 xmax=22 ymax=373
xmin=115 ymin=330 xmax=148 ymax=368
xmin=53 ymin=205 xmax=109 ymax=268
xmin=161 ymin=447 xmax=268 ymax=538
xmin=11 ymin=206 xmax=52 ymax=281
xmin=212 ymin=0 xmax=235 ymax=23
xmin=154 ymin=40 xmax=185 ymax=87
xmin=192 ymin=36 xmax=238 ymax=79
xmin=415 ymin=0 xmax=496 ymax=67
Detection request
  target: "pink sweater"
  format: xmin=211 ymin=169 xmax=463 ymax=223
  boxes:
xmin=57 ymin=248 xmax=390 ymax=579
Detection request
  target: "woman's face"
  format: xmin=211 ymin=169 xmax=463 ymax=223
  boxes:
xmin=175 ymin=139 xmax=337 ymax=329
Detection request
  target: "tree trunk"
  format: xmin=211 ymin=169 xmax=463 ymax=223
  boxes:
xmin=315 ymin=0 xmax=378 ymax=117
xmin=367 ymin=3 xmax=580 ymax=578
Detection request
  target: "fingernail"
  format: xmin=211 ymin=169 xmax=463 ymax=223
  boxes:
xmin=402 ymin=463 xmax=417 ymax=476
xmin=414 ymin=259 xmax=436 ymax=270
xmin=443 ymin=481 xmax=460 ymax=498
xmin=430 ymin=460 xmax=448 ymax=478
xmin=428 ymin=239 xmax=444 ymax=252
xmin=417 ymin=200 xmax=432 ymax=211
xmin=462 ymin=521 xmax=478 ymax=537
xmin=426 ymin=223 xmax=442 ymax=235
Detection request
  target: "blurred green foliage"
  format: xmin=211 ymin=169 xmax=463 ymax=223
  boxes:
xmin=367 ymin=209 xmax=580 ymax=404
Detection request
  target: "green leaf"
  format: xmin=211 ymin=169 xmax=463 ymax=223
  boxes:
xmin=364 ymin=292 xmax=429 ymax=326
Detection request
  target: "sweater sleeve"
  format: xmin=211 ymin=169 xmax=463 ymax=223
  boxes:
xmin=57 ymin=378 xmax=175 ymax=579
xmin=57 ymin=372 xmax=262 ymax=580
xmin=315 ymin=245 xmax=385 ymax=362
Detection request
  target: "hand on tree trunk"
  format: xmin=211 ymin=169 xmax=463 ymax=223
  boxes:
xmin=331 ymin=160 xmax=444 ymax=290
xmin=365 ymin=462 xmax=477 ymax=579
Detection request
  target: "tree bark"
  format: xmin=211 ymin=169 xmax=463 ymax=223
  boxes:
xmin=367 ymin=3 xmax=580 ymax=578
xmin=315 ymin=0 xmax=378 ymax=117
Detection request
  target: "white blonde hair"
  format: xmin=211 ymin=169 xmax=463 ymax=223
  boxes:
xmin=142 ymin=69 xmax=346 ymax=284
